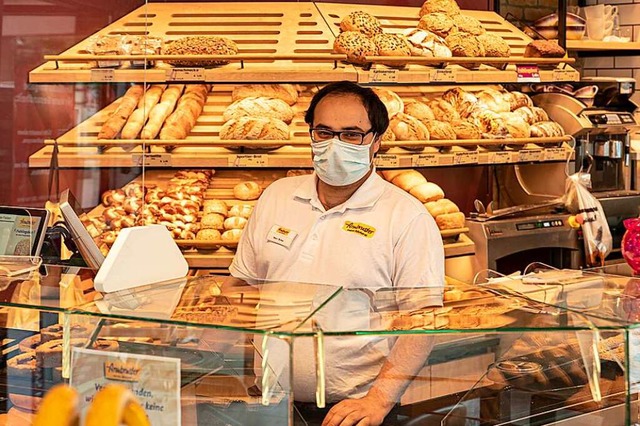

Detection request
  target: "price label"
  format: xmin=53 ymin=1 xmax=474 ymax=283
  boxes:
xmin=374 ymin=154 xmax=400 ymax=167
xmin=411 ymin=154 xmax=439 ymax=167
xmin=131 ymin=153 xmax=172 ymax=167
xmin=516 ymin=64 xmax=541 ymax=83
xmin=544 ymin=147 xmax=567 ymax=161
xmin=453 ymin=150 xmax=479 ymax=165
xmin=518 ymin=149 xmax=543 ymax=162
xmin=369 ymin=68 xmax=399 ymax=83
xmin=552 ymin=68 xmax=577 ymax=82
xmin=430 ymin=69 xmax=456 ymax=83
xmin=167 ymin=67 xmax=205 ymax=82
xmin=90 ymin=68 xmax=116 ymax=82
xmin=487 ymin=151 xmax=512 ymax=164
xmin=229 ymin=154 xmax=268 ymax=167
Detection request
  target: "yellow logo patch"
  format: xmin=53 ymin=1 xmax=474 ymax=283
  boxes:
xmin=104 ymin=360 xmax=142 ymax=382
xmin=342 ymin=221 xmax=376 ymax=238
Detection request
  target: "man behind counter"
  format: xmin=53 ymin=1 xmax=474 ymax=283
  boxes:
xmin=230 ymin=81 xmax=445 ymax=426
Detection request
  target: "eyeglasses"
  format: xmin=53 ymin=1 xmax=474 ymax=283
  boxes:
xmin=309 ymin=128 xmax=375 ymax=145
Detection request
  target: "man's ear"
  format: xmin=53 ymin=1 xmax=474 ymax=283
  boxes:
xmin=372 ymin=135 xmax=381 ymax=156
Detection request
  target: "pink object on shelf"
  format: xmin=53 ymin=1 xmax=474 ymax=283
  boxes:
xmin=622 ymin=218 xmax=640 ymax=275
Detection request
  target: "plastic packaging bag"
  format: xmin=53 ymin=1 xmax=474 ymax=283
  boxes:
xmin=563 ymin=172 xmax=612 ymax=266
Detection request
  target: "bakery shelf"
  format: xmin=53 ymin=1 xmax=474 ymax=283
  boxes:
xmin=315 ymin=2 xmax=579 ymax=84
xmin=566 ymin=40 xmax=640 ymax=52
xmin=28 ymin=2 xmax=358 ymax=84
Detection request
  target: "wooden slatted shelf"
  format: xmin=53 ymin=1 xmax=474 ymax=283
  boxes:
xmin=567 ymin=40 xmax=640 ymax=52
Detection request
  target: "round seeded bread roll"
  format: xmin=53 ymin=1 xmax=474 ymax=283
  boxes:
xmin=409 ymin=182 xmax=445 ymax=203
xmin=500 ymin=112 xmax=531 ymax=138
xmin=452 ymin=14 xmax=485 ymax=35
xmin=403 ymin=28 xmax=452 ymax=58
xmin=391 ymin=170 xmax=427 ymax=191
xmin=340 ymin=11 xmax=383 ymax=38
xmin=425 ymin=198 xmax=460 ymax=217
xmin=333 ymin=31 xmax=377 ymax=65
xmin=220 ymin=117 xmax=290 ymax=140
xmin=418 ymin=13 xmax=457 ymax=38
xmin=223 ymin=97 xmax=295 ymax=124
xmin=445 ymin=33 xmax=485 ymax=58
xmin=477 ymin=33 xmax=511 ymax=58
xmin=372 ymin=33 xmax=412 ymax=57
xmin=201 ymin=213 xmax=225 ymax=230
xmin=389 ymin=113 xmax=430 ymax=141
xmin=232 ymin=84 xmax=298 ymax=105
xmin=419 ymin=0 xmax=461 ymax=17
xmin=435 ymin=211 xmax=466 ymax=230
xmin=372 ymin=88 xmax=404 ymax=117
xmin=224 ymin=216 xmax=248 ymax=230
xmin=424 ymin=120 xmax=456 ymax=140
xmin=203 ymin=200 xmax=228 ymax=217
xmin=196 ymin=228 xmax=222 ymax=240
xmin=163 ymin=36 xmax=238 ymax=66
xmin=229 ymin=204 xmax=253 ymax=219
xmin=429 ymin=99 xmax=460 ymax=123
xmin=451 ymin=119 xmax=481 ymax=140
xmin=233 ymin=181 xmax=262 ymax=200
xmin=404 ymin=100 xmax=435 ymax=122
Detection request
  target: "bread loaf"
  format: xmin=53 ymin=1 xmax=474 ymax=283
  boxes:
xmin=453 ymin=14 xmax=485 ymax=35
xmin=436 ymin=212 xmax=465 ymax=230
xmin=418 ymin=13 xmax=457 ymax=38
xmin=471 ymin=109 xmax=510 ymax=139
xmin=500 ymin=112 xmax=531 ymax=138
xmin=223 ymin=96 xmax=294 ymax=123
xmin=477 ymin=33 xmax=510 ymax=58
xmin=409 ymin=182 xmax=445 ymax=202
xmin=229 ymin=204 xmax=253 ymax=219
xmin=429 ymin=99 xmax=460 ymax=122
xmin=373 ymin=33 xmax=412 ymax=58
xmin=404 ymin=100 xmax=435 ymax=122
xmin=219 ymin=117 xmax=290 ymax=140
xmin=419 ymin=0 xmax=461 ymax=17
xmin=391 ymin=170 xmax=427 ymax=191
xmin=513 ymin=106 xmax=536 ymax=125
xmin=424 ymin=120 xmax=456 ymax=140
xmin=425 ymin=198 xmax=459 ymax=217
xmin=532 ymin=107 xmax=549 ymax=123
xmin=402 ymin=28 xmax=452 ymax=58
xmin=340 ymin=11 xmax=383 ymax=38
xmin=140 ymin=85 xmax=184 ymax=140
xmin=221 ymin=229 xmax=243 ymax=246
xmin=372 ymin=88 xmax=404 ymax=117
xmin=334 ymin=31 xmax=377 ymax=65
xmin=232 ymin=84 xmax=298 ymax=106
xmin=441 ymin=87 xmax=478 ymax=118
xmin=163 ymin=36 xmax=238 ymax=66
xmin=121 ymin=85 xmax=166 ymax=139
xmin=445 ymin=33 xmax=485 ymax=58
xmin=196 ymin=229 xmax=222 ymax=242
xmin=524 ymin=40 xmax=566 ymax=58
xmin=476 ymin=88 xmax=511 ymax=113
xmin=530 ymin=121 xmax=564 ymax=137
xmin=233 ymin=181 xmax=262 ymax=200
xmin=505 ymin=91 xmax=533 ymax=111
xmin=380 ymin=169 xmax=407 ymax=182
xmin=389 ymin=113 xmax=430 ymax=141
xmin=98 ymin=85 xmax=145 ymax=139
xmin=451 ymin=119 xmax=481 ymax=140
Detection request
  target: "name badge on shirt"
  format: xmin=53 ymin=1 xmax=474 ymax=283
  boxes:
xmin=342 ymin=221 xmax=376 ymax=239
xmin=267 ymin=225 xmax=298 ymax=248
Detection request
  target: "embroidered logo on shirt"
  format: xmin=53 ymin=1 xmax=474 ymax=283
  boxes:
xmin=342 ymin=221 xmax=376 ymax=238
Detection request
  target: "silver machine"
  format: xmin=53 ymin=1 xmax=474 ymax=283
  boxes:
xmin=468 ymin=78 xmax=640 ymax=275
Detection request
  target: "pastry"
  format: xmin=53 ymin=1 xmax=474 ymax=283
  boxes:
xmin=445 ymin=33 xmax=485 ymax=58
xmin=41 ymin=323 xmax=91 ymax=343
xmin=231 ymin=84 xmax=298 ymax=106
xmin=233 ymin=181 xmax=263 ymax=200
xmin=477 ymin=33 xmax=510 ymax=57
xmin=340 ymin=11 xmax=383 ymax=38
xmin=429 ymin=99 xmax=460 ymax=122
xmin=203 ymin=200 xmax=228 ymax=217
xmin=530 ymin=121 xmax=564 ymax=137
xmin=163 ymin=36 xmax=238 ymax=66
xmin=409 ymin=182 xmax=445 ymax=203
xmin=404 ymin=100 xmax=435 ymax=122
xmin=391 ymin=170 xmax=427 ymax=191
xmin=219 ymin=117 xmax=290 ymax=140
xmin=229 ymin=204 xmax=253 ymax=218
xmin=19 ymin=334 xmax=41 ymax=353
xmin=425 ymin=198 xmax=459 ymax=217
xmin=389 ymin=113 xmax=430 ymax=141
xmin=419 ymin=0 xmax=461 ymax=17
xmin=372 ymin=88 xmax=404 ymax=117
xmin=500 ymin=112 xmax=531 ymax=138
xmin=436 ymin=211 xmax=465 ymax=229
xmin=7 ymin=351 xmax=38 ymax=378
xmin=98 ymin=85 xmax=145 ymax=139
xmin=424 ymin=119 xmax=456 ymax=140
xmin=333 ymin=31 xmax=377 ymax=65
xmin=451 ymin=119 xmax=481 ymax=139
xmin=524 ymin=40 xmax=566 ymax=58
xmin=372 ymin=33 xmax=412 ymax=59
xmin=224 ymin=216 xmax=248 ymax=230
xmin=402 ymin=28 xmax=451 ymax=58
xmin=200 ymin=213 xmax=225 ymax=230
xmin=36 ymin=338 xmax=118 ymax=368
xmin=441 ymin=87 xmax=479 ymax=118
xmin=453 ymin=14 xmax=485 ymax=35
xmin=223 ymin=96 xmax=295 ymax=124
xmin=418 ymin=13 xmax=457 ymax=38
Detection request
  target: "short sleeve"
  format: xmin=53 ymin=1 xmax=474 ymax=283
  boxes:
xmin=229 ymin=196 xmax=266 ymax=282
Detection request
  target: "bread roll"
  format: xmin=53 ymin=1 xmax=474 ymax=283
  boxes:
xmin=229 ymin=204 xmax=253 ymax=219
xmin=451 ymin=119 xmax=481 ymax=140
xmin=373 ymin=33 xmax=412 ymax=58
xmin=404 ymin=100 xmax=435 ymax=122
xmin=203 ymin=200 xmax=228 ymax=216
xmin=233 ymin=181 xmax=262 ymax=200
xmin=221 ymin=229 xmax=243 ymax=246
xmin=444 ymin=288 xmax=463 ymax=301
xmin=419 ymin=0 xmax=461 ymax=17
xmin=372 ymin=88 xmax=404 ymax=117
xmin=201 ymin=213 xmax=225 ymax=230
xmin=441 ymin=87 xmax=479 ymax=119
xmin=452 ymin=14 xmax=485 ymax=35
xmin=380 ymin=169 xmax=407 ymax=182
xmin=418 ymin=13 xmax=457 ymax=38
xmin=477 ymin=33 xmax=510 ymax=58
xmin=429 ymin=99 xmax=460 ymax=122
xmin=389 ymin=113 xmax=430 ymax=141
xmin=224 ymin=216 xmax=248 ymax=230
xmin=425 ymin=198 xmax=459 ymax=217
xmin=500 ymin=112 xmax=531 ymax=138
xmin=340 ymin=11 xmax=383 ymax=38
xmin=424 ymin=120 xmax=456 ymax=140
xmin=98 ymin=85 xmax=145 ymax=139
xmin=223 ymin=96 xmax=294 ymax=124
xmin=232 ymin=84 xmax=298 ymax=106
xmin=391 ymin=170 xmax=427 ymax=191
xmin=333 ymin=31 xmax=377 ymax=65
xmin=402 ymin=28 xmax=452 ymax=58
xmin=196 ymin=228 xmax=221 ymax=241
xmin=163 ymin=36 xmax=238 ymax=66
xmin=220 ymin=117 xmax=290 ymax=140
xmin=445 ymin=33 xmax=485 ymax=58
xmin=436 ymin=212 xmax=465 ymax=230
xmin=409 ymin=182 xmax=445 ymax=202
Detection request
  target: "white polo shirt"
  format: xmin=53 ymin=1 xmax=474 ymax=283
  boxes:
xmin=230 ymin=170 xmax=445 ymax=402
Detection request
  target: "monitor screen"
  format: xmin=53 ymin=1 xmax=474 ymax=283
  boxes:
xmin=0 ymin=207 xmax=49 ymax=257
xmin=60 ymin=189 xmax=105 ymax=270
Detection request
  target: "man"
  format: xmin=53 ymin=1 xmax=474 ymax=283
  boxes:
xmin=230 ymin=81 xmax=445 ymax=426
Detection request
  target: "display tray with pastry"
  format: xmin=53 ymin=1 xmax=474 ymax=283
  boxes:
xmin=29 ymin=2 xmax=357 ymax=84
xmin=31 ymin=84 xmax=572 ymax=169
xmin=317 ymin=2 xmax=579 ymax=84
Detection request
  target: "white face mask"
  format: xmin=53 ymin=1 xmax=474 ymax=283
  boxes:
xmin=312 ymin=138 xmax=373 ymax=186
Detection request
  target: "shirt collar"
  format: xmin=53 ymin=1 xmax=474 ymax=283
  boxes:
xmin=292 ymin=167 xmax=386 ymax=213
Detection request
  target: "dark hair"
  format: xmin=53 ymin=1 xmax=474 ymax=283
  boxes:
xmin=304 ymin=81 xmax=389 ymax=137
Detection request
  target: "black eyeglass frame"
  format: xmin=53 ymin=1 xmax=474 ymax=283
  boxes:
xmin=309 ymin=128 xmax=376 ymax=145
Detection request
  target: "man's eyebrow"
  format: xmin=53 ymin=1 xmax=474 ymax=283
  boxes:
xmin=313 ymin=123 xmax=367 ymax=132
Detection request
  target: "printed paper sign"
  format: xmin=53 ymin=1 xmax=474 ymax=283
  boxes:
xmin=70 ymin=348 xmax=181 ymax=426
xmin=132 ymin=153 xmax=172 ymax=167
xmin=369 ymin=69 xmax=399 ymax=83
xmin=228 ymin=154 xmax=268 ymax=167
xmin=516 ymin=64 xmax=541 ymax=83
xmin=374 ymin=154 xmax=400 ymax=167
xmin=167 ymin=68 xmax=206 ymax=82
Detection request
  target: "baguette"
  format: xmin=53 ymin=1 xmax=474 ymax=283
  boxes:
xmin=121 ymin=84 xmax=166 ymax=139
xmin=98 ymin=85 xmax=144 ymax=139
xmin=140 ymin=84 xmax=184 ymax=140
xmin=159 ymin=84 xmax=210 ymax=140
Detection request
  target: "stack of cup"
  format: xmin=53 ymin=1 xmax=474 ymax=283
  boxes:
xmin=584 ymin=4 xmax=618 ymax=41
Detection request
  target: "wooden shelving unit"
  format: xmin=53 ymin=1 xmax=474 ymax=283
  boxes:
xmin=567 ymin=40 xmax=640 ymax=52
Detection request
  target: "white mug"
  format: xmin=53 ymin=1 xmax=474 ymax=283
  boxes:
xmin=604 ymin=5 xmax=618 ymax=19
xmin=587 ymin=17 xmax=606 ymax=40
xmin=584 ymin=4 xmax=605 ymax=19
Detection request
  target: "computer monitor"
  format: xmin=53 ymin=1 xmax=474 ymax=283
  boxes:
xmin=60 ymin=189 xmax=105 ymax=270
xmin=0 ymin=206 xmax=50 ymax=257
